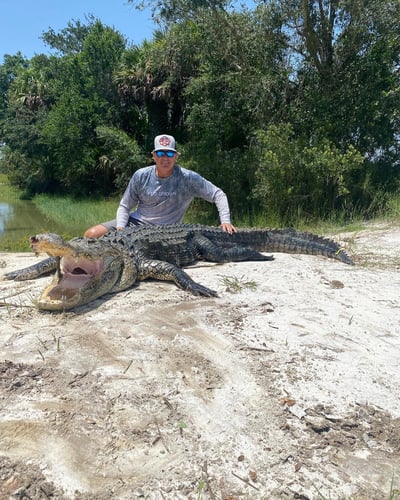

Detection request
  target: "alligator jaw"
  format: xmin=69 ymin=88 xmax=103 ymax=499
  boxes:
xmin=30 ymin=233 xmax=132 ymax=311
xmin=37 ymin=254 xmax=105 ymax=311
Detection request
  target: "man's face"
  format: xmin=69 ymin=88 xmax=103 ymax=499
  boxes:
xmin=152 ymin=150 xmax=177 ymax=178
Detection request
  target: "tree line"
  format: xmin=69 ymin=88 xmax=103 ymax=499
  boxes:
xmin=0 ymin=0 xmax=399 ymax=224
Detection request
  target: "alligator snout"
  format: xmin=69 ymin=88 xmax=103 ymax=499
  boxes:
xmin=29 ymin=233 xmax=73 ymax=258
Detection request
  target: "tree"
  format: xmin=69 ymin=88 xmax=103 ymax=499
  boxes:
xmin=0 ymin=53 xmax=28 ymax=140
xmin=172 ymin=5 xmax=289 ymax=212
xmin=95 ymin=125 xmax=145 ymax=191
xmin=40 ymin=21 xmax=128 ymax=195
xmin=2 ymin=0 xmax=399 ymax=222
xmin=253 ymin=123 xmax=365 ymax=222
xmin=280 ymin=0 xmax=400 ymax=205
xmin=41 ymin=17 xmax=93 ymax=55
xmin=8 ymin=54 xmax=55 ymax=112
xmin=1 ymin=19 xmax=133 ymax=196
xmin=114 ymin=24 xmax=203 ymax=148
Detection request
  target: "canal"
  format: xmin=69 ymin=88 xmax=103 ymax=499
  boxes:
xmin=0 ymin=195 xmax=66 ymax=251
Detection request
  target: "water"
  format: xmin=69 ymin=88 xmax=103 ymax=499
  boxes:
xmin=0 ymin=203 xmax=13 ymax=234
xmin=0 ymin=197 xmax=66 ymax=251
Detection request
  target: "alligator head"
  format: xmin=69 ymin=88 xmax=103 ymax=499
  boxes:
xmin=30 ymin=233 xmax=137 ymax=311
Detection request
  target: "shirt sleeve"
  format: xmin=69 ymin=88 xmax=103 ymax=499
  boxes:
xmin=116 ymin=174 xmax=139 ymax=227
xmin=213 ymin=188 xmax=231 ymax=224
xmin=189 ymin=172 xmax=232 ymax=224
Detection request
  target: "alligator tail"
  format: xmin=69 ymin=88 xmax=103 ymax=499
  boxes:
xmin=227 ymin=228 xmax=354 ymax=265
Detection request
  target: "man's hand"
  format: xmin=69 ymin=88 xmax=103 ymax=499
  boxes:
xmin=219 ymin=222 xmax=237 ymax=234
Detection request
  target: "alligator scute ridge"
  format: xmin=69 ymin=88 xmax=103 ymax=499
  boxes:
xmin=2 ymin=223 xmax=353 ymax=311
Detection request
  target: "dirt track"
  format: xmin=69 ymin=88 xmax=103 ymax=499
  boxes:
xmin=0 ymin=223 xmax=399 ymax=499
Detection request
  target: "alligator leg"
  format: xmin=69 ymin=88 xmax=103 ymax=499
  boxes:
xmin=138 ymin=259 xmax=218 ymax=297
xmin=2 ymin=257 xmax=58 ymax=281
xmin=194 ymin=235 xmax=274 ymax=262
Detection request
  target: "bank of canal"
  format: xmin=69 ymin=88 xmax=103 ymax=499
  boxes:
xmin=0 ymin=184 xmax=66 ymax=251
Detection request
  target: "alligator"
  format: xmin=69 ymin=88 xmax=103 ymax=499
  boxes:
xmin=2 ymin=223 xmax=353 ymax=311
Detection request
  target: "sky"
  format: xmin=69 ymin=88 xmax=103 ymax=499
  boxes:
xmin=1 ymin=0 xmax=157 ymax=60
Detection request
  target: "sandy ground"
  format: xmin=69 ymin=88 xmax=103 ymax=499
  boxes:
xmin=0 ymin=223 xmax=399 ymax=499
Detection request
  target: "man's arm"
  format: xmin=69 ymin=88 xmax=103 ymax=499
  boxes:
xmin=116 ymin=175 xmax=139 ymax=228
xmin=212 ymin=189 xmax=237 ymax=233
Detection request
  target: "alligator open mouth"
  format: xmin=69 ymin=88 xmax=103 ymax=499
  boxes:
xmin=26 ymin=233 xmax=130 ymax=310
xmin=42 ymin=255 xmax=104 ymax=302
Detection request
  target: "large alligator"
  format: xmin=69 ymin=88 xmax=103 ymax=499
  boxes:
xmin=2 ymin=223 xmax=353 ymax=311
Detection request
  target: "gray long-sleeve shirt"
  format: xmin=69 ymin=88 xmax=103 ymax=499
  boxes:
xmin=116 ymin=165 xmax=231 ymax=227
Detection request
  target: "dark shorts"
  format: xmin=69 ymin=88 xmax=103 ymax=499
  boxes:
xmin=101 ymin=216 xmax=144 ymax=231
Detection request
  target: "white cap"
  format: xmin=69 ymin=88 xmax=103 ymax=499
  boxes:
xmin=153 ymin=134 xmax=177 ymax=152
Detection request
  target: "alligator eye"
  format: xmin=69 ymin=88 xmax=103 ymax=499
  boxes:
xmin=71 ymin=267 xmax=88 ymax=275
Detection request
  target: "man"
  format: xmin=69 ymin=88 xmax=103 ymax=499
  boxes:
xmin=84 ymin=134 xmax=237 ymax=238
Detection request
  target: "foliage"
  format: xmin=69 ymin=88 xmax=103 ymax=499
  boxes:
xmin=1 ymin=0 xmax=400 ymax=224
xmin=178 ymin=5 xmax=289 ymax=213
xmin=95 ymin=125 xmax=146 ymax=191
xmin=1 ymin=19 xmax=132 ymax=197
xmin=114 ymin=22 xmax=203 ymax=143
xmin=281 ymin=0 xmax=400 ymax=192
xmin=40 ymin=17 xmax=93 ymax=55
xmin=0 ymin=53 xmax=29 ymax=136
xmin=252 ymin=124 xmax=365 ymax=223
xmin=38 ymin=21 xmax=128 ymax=195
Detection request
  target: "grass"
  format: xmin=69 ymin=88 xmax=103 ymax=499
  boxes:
xmin=386 ymin=196 xmax=400 ymax=220
xmin=389 ymin=474 xmax=400 ymax=499
xmin=0 ymin=174 xmax=21 ymax=207
xmin=34 ymin=193 xmax=120 ymax=239
xmin=219 ymin=274 xmax=258 ymax=293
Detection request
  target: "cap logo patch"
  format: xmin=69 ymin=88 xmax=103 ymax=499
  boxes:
xmin=159 ymin=136 xmax=171 ymax=147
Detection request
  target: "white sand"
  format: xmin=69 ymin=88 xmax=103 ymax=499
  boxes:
xmin=0 ymin=223 xmax=399 ymax=499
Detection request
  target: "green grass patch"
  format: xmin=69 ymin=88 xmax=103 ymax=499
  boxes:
xmin=0 ymin=173 xmax=19 ymax=199
xmin=33 ymin=193 xmax=120 ymax=238
xmin=386 ymin=196 xmax=400 ymax=220
xmin=219 ymin=274 xmax=258 ymax=293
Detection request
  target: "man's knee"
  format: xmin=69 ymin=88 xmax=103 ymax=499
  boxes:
xmin=83 ymin=225 xmax=108 ymax=238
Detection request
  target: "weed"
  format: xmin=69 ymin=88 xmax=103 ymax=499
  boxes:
xmin=51 ymin=332 xmax=61 ymax=352
xmin=197 ymin=479 xmax=205 ymax=500
xmin=36 ymin=332 xmax=62 ymax=359
xmin=219 ymin=274 xmax=257 ymax=293
xmin=0 ymin=287 xmax=36 ymax=309
xmin=178 ymin=420 xmax=187 ymax=437
xmin=389 ymin=473 xmax=400 ymax=499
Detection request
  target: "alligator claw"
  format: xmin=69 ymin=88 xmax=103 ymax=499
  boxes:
xmin=190 ymin=283 xmax=218 ymax=297
xmin=2 ymin=270 xmax=20 ymax=281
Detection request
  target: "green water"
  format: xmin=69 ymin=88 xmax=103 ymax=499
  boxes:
xmin=0 ymin=197 xmax=66 ymax=251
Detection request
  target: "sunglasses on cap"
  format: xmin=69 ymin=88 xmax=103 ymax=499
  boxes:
xmin=155 ymin=150 xmax=175 ymax=157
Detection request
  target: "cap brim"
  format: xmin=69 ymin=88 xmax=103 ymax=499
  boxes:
xmin=153 ymin=147 xmax=177 ymax=152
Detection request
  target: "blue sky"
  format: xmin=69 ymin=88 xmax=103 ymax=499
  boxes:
xmin=1 ymin=0 xmax=157 ymax=60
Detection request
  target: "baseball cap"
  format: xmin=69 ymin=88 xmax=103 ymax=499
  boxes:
xmin=153 ymin=134 xmax=177 ymax=152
